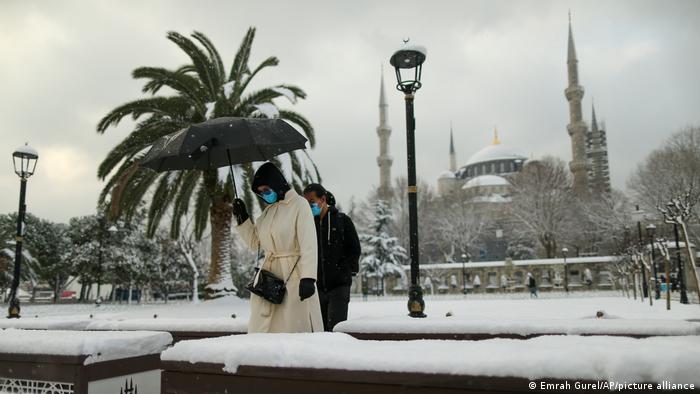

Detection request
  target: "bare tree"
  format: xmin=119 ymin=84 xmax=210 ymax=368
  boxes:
xmin=509 ymin=157 xmax=574 ymax=258
xmin=629 ymin=126 xmax=700 ymax=215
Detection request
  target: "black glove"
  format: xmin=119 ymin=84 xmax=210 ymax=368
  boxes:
xmin=299 ymin=278 xmax=316 ymax=301
xmin=232 ymin=198 xmax=249 ymax=225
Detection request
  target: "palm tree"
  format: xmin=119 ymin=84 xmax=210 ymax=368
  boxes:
xmin=96 ymin=28 xmax=319 ymax=297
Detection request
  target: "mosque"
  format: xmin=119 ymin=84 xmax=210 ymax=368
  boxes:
xmin=377 ymin=16 xmax=611 ymax=210
xmin=378 ymin=17 xmax=611 ymax=213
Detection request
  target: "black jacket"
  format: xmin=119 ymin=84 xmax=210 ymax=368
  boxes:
xmin=314 ymin=206 xmax=361 ymax=291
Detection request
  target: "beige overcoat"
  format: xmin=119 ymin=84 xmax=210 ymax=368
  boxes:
xmin=236 ymin=188 xmax=323 ymax=333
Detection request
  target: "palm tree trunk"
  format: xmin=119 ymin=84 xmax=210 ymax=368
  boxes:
xmin=206 ymin=199 xmax=235 ymax=299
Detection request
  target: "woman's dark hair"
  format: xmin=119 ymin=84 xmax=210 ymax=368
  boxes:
xmin=303 ymin=183 xmax=336 ymax=206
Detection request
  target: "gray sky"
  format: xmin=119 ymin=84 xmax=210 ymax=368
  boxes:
xmin=1 ymin=0 xmax=699 ymax=223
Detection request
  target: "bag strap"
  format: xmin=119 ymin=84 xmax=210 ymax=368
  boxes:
xmin=283 ymin=256 xmax=301 ymax=285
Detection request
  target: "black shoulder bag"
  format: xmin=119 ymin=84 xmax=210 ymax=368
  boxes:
xmin=245 ymin=232 xmax=300 ymax=304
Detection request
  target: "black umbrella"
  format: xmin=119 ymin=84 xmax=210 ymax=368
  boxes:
xmin=141 ymin=117 xmax=307 ymax=197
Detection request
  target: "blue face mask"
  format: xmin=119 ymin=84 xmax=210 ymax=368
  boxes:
xmin=261 ymin=189 xmax=278 ymax=204
xmin=311 ymin=203 xmax=322 ymax=216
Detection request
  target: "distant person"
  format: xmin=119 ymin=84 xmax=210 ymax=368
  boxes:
xmin=527 ymin=272 xmax=538 ymax=298
xmin=303 ymin=183 xmax=361 ymax=332
xmin=233 ymin=162 xmax=323 ymax=333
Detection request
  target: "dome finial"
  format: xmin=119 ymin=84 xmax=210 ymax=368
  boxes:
xmin=492 ymin=126 xmax=501 ymax=145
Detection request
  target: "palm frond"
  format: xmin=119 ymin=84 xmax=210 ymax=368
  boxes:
xmin=167 ymin=31 xmax=219 ymax=97
xmin=191 ymin=31 xmax=225 ymax=89
xmin=96 ymin=96 xmax=191 ymax=133
xmin=229 ymin=27 xmax=256 ymax=83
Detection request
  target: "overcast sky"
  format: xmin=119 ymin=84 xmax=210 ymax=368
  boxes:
xmin=1 ymin=0 xmax=699 ymax=223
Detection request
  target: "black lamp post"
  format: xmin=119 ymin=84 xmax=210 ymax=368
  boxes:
xmin=7 ymin=143 xmax=38 ymax=319
xmin=390 ymin=41 xmax=427 ymax=318
xmin=562 ymin=247 xmax=569 ymax=293
xmin=461 ymin=253 xmax=469 ymax=295
xmin=646 ymin=224 xmax=659 ymax=300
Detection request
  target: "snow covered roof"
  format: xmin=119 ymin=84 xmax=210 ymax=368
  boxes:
xmin=465 ymin=143 xmax=527 ymax=166
xmin=409 ymin=256 xmax=620 ymax=270
xmin=469 ymin=194 xmax=512 ymax=203
xmin=438 ymin=170 xmax=456 ymax=179
xmin=462 ymin=175 xmax=510 ymax=189
xmin=0 ymin=329 xmax=172 ymax=365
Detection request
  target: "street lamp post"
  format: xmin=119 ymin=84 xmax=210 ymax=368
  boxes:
xmin=562 ymin=247 xmax=569 ymax=293
xmin=7 ymin=143 xmax=38 ymax=319
xmin=461 ymin=253 xmax=469 ymax=295
xmin=646 ymin=224 xmax=659 ymax=300
xmin=390 ymin=41 xmax=427 ymax=318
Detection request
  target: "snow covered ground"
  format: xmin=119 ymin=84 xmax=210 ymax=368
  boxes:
xmin=3 ymin=292 xmax=699 ymax=335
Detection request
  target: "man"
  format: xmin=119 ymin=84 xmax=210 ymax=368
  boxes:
xmin=303 ymin=183 xmax=361 ymax=331
xmin=527 ymin=272 xmax=538 ymax=298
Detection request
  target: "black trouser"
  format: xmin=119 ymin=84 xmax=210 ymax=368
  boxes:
xmin=318 ymin=285 xmax=350 ymax=332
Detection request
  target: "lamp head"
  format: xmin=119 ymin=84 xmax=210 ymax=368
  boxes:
xmin=12 ymin=143 xmax=38 ymax=179
xmin=390 ymin=41 xmax=427 ymax=93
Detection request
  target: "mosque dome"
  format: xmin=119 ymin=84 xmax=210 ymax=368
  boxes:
xmin=438 ymin=170 xmax=456 ymax=179
xmin=462 ymin=175 xmax=510 ymax=189
xmin=465 ymin=143 xmax=528 ymax=166
xmin=458 ymin=128 xmax=528 ymax=180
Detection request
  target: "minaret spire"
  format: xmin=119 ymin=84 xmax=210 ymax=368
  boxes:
xmin=492 ymin=126 xmax=501 ymax=145
xmin=377 ymin=66 xmax=393 ymax=200
xmin=449 ymin=123 xmax=457 ymax=172
xmin=591 ymin=100 xmax=598 ymax=132
xmin=564 ymin=12 xmax=589 ymax=196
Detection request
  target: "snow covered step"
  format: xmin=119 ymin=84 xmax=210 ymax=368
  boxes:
xmin=0 ymin=329 xmax=172 ymax=393
xmin=86 ymin=318 xmax=248 ymax=342
xmin=161 ymin=332 xmax=700 ymax=393
xmin=0 ymin=317 xmax=93 ymax=331
xmin=334 ymin=316 xmax=700 ymax=340
xmin=0 ymin=328 xmax=172 ymax=364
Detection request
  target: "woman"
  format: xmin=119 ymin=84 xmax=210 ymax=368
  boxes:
xmin=232 ymin=162 xmax=323 ymax=333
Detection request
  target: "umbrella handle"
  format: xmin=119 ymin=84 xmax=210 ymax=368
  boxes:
xmin=226 ymin=149 xmax=238 ymax=199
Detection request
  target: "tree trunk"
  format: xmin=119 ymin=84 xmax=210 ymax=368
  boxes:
xmin=206 ymin=199 xmax=235 ymax=299
xmin=677 ymin=222 xmax=700 ymax=304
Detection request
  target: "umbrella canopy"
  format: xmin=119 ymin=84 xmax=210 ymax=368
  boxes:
xmin=141 ymin=117 xmax=308 ymax=172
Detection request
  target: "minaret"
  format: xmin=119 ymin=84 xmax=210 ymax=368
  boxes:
xmin=586 ymin=103 xmax=611 ymax=195
xmin=565 ymin=13 xmax=590 ymax=196
xmin=449 ymin=123 xmax=457 ymax=172
xmin=377 ymin=68 xmax=393 ymax=200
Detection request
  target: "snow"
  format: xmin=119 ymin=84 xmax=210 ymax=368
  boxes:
xmin=222 ymin=81 xmax=235 ymax=98
xmin=463 ymin=175 xmax=509 ymax=189
xmin=13 ymin=143 xmax=38 ymax=158
xmin=469 ymin=194 xmax=511 ymax=203
xmin=161 ymin=332 xmax=700 ymax=384
xmin=205 ymin=102 xmax=216 ymax=119
xmin=86 ymin=318 xmax=247 ymax=333
xmin=415 ymin=255 xmax=619 ymax=270
xmin=0 ymin=317 xmax=92 ymax=330
xmin=0 ymin=329 xmax=171 ymax=365
xmin=438 ymin=170 xmax=456 ymax=179
xmin=272 ymin=87 xmax=297 ymax=104
xmin=7 ymin=295 xmax=700 ymax=335
xmin=253 ymin=103 xmax=279 ymax=119
xmin=465 ymin=143 xmax=527 ymax=166
xmin=335 ymin=316 xmax=700 ymax=336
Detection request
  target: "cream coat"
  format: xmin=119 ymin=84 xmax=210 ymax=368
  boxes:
xmin=236 ymin=189 xmax=323 ymax=333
